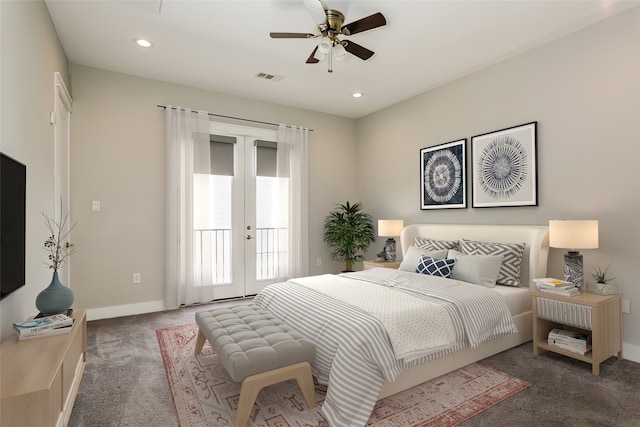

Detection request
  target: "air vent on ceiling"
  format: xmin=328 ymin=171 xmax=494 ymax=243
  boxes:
xmin=256 ymin=73 xmax=284 ymax=82
xmin=121 ymin=0 xmax=163 ymax=14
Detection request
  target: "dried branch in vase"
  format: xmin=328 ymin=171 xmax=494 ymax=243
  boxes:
xmin=42 ymin=211 xmax=77 ymax=271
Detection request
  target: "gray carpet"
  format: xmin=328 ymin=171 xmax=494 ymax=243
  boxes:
xmin=69 ymin=300 xmax=640 ymax=427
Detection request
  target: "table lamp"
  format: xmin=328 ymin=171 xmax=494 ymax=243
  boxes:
xmin=378 ymin=220 xmax=404 ymax=261
xmin=549 ymin=220 xmax=599 ymax=290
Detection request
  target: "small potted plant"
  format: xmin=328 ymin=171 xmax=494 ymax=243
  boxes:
xmin=586 ymin=264 xmax=617 ymax=295
xmin=323 ymin=201 xmax=375 ymax=272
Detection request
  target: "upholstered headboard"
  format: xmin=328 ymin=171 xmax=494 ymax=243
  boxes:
xmin=401 ymin=224 xmax=549 ymax=289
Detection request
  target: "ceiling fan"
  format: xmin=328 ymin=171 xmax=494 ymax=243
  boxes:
xmin=270 ymin=0 xmax=387 ymax=72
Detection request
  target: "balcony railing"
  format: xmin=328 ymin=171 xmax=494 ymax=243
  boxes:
xmin=256 ymin=227 xmax=288 ymax=281
xmin=194 ymin=227 xmax=288 ymax=285
xmin=194 ymin=228 xmax=231 ymax=285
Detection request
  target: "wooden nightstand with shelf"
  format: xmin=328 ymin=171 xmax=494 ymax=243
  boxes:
xmin=532 ymin=290 xmax=622 ymax=375
xmin=363 ymin=260 xmax=401 ymax=270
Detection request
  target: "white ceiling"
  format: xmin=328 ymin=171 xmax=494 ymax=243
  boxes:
xmin=45 ymin=0 xmax=639 ymax=119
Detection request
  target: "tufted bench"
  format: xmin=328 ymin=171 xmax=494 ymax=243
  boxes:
xmin=194 ymin=304 xmax=317 ymax=427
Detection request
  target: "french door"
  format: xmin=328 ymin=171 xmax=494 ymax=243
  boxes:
xmin=189 ymin=122 xmax=288 ymax=301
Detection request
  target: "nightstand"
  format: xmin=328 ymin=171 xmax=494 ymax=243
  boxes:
xmin=531 ymin=290 xmax=622 ymax=375
xmin=363 ymin=260 xmax=401 ymax=270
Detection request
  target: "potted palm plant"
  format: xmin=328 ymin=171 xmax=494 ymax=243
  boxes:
xmin=323 ymin=201 xmax=375 ymax=272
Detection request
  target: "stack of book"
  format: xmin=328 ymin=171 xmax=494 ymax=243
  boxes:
xmin=548 ymin=328 xmax=592 ymax=355
xmin=13 ymin=313 xmax=75 ymax=340
xmin=534 ymin=277 xmax=579 ymax=296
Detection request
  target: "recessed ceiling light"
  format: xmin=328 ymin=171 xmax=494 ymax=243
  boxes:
xmin=352 ymin=92 xmax=363 ymax=98
xmin=134 ymin=38 xmax=154 ymax=48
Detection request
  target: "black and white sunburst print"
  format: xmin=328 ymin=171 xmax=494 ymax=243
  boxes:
xmin=424 ymin=148 xmax=462 ymax=203
xmin=477 ymin=136 xmax=528 ymax=200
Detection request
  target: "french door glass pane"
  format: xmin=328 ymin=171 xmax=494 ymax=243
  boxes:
xmin=255 ymin=176 xmax=289 ymax=280
xmin=193 ymin=174 xmax=232 ymax=285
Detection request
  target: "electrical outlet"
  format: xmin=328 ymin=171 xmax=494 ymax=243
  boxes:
xmin=92 ymin=200 xmax=101 ymax=211
xmin=317 ymin=258 xmax=322 ymax=267
xmin=133 ymin=273 xmax=141 ymax=284
xmin=622 ymin=299 xmax=630 ymax=314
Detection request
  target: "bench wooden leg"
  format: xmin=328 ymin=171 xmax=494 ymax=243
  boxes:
xmin=293 ymin=362 xmax=317 ymax=410
xmin=234 ymin=362 xmax=316 ymax=427
xmin=193 ymin=329 xmax=206 ymax=355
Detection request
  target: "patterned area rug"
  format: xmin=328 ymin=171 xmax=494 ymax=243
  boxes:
xmin=157 ymin=323 xmax=529 ymax=427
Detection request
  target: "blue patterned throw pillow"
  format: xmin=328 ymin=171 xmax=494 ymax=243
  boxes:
xmin=416 ymin=256 xmax=456 ymax=278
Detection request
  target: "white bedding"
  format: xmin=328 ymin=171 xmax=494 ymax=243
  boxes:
xmin=255 ymin=268 xmax=518 ymax=427
xmin=492 ymin=284 xmax=532 ymax=315
xmin=292 ymin=274 xmax=457 ymax=363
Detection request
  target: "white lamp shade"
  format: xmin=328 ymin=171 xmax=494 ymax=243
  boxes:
xmin=378 ymin=220 xmax=404 ymax=237
xmin=333 ymin=43 xmax=347 ymax=60
xmin=549 ymin=220 xmax=599 ymax=249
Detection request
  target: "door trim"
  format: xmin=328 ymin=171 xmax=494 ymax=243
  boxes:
xmin=53 ymin=72 xmax=73 ymax=286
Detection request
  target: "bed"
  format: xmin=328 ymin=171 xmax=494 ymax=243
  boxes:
xmin=255 ymin=223 xmax=549 ymax=427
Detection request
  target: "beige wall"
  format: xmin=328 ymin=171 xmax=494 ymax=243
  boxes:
xmin=0 ymin=0 xmax=70 ymax=341
xmin=356 ymin=8 xmax=640 ymax=351
xmin=68 ymin=65 xmax=357 ymax=311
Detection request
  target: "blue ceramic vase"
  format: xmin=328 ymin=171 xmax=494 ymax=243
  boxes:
xmin=35 ymin=271 xmax=74 ymax=315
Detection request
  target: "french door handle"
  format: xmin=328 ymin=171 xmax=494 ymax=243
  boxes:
xmin=246 ymin=235 xmax=253 ymax=240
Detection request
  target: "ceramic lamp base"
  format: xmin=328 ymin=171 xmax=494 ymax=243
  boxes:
xmin=384 ymin=238 xmax=396 ymax=261
xmin=563 ymin=251 xmax=584 ymax=291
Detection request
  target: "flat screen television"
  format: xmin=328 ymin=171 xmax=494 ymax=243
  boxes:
xmin=1 ymin=153 xmax=26 ymax=300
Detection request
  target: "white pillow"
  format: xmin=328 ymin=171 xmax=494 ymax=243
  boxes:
xmin=458 ymin=239 xmax=525 ymax=287
xmin=447 ymin=249 xmax=503 ymax=288
xmin=399 ymin=246 xmax=448 ymax=272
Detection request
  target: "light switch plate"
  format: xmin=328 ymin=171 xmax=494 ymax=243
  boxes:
xmin=92 ymin=201 xmax=101 ymax=211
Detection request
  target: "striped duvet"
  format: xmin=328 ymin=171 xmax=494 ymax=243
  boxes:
xmin=254 ymin=268 xmax=517 ymax=427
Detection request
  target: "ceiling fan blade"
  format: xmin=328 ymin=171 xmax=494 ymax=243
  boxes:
xmin=270 ymin=32 xmax=316 ymax=39
xmin=344 ymin=41 xmax=374 ymax=60
xmin=302 ymin=0 xmax=328 ymax=27
xmin=341 ymin=12 xmax=386 ymax=35
xmin=306 ymin=46 xmax=320 ymax=63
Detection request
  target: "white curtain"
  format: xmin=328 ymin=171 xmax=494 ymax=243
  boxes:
xmin=277 ymin=124 xmax=309 ymax=279
xmin=164 ymin=106 xmax=211 ymax=309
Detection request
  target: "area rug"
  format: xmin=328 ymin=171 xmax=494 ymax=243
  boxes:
xmin=157 ymin=323 xmax=529 ymax=427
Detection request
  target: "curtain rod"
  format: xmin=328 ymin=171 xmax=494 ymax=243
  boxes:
xmin=157 ymin=105 xmax=313 ymax=132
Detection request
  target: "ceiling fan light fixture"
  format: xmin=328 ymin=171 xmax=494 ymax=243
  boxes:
xmin=317 ymin=38 xmax=332 ymax=54
xmin=313 ymin=50 xmax=327 ymax=61
xmin=333 ymin=43 xmax=347 ymax=60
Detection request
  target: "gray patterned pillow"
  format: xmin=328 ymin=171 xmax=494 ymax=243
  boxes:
xmin=414 ymin=237 xmax=459 ymax=252
xmin=458 ymin=239 xmax=525 ymax=287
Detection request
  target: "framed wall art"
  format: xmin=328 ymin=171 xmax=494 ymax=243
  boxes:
xmin=471 ymin=122 xmax=537 ymax=208
xmin=420 ymin=139 xmax=466 ymax=210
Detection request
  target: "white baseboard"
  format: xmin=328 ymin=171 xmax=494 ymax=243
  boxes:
xmin=623 ymin=342 xmax=640 ymax=363
xmin=86 ymin=300 xmax=167 ymax=321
